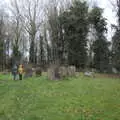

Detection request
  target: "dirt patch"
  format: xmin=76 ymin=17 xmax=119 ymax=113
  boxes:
xmin=96 ymin=74 xmax=120 ymax=79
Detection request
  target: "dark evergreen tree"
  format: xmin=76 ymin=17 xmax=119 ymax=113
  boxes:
xmin=60 ymin=0 xmax=89 ymax=68
xmin=89 ymin=7 xmax=109 ymax=72
xmin=112 ymin=0 xmax=120 ymax=71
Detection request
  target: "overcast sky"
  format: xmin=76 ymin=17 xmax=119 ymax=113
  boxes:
xmin=95 ymin=0 xmax=117 ymax=40
xmin=2 ymin=0 xmax=117 ymax=40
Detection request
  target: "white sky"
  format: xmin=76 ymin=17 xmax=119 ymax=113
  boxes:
xmin=2 ymin=0 xmax=118 ymax=40
xmin=96 ymin=0 xmax=117 ymax=40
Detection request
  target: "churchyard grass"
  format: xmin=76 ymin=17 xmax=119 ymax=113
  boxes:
xmin=0 ymin=73 xmax=120 ymax=120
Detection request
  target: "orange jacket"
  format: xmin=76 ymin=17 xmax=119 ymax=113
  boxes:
xmin=18 ymin=65 xmax=24 ymax=74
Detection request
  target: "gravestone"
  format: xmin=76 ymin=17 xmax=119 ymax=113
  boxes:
xmin=67 ymin=66 xmax=76 ymax=77
xmin=47 ymin=65 xmax=76 ymax=80
xmin=112 ymin=68 xmax=118 ymax=74
xmin=59 ymin=66 xmax=68 ymax=78
xmin=47 ymin=67 xmax=56 ymax=80
xmin=24 ymin=64 xmax=34 ymax=78
xmin=35 ymin=67 xmax=42 ymax=76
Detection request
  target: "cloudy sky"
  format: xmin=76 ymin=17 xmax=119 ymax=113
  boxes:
xmin=96 ymin=0 xmax=116 ymax=24
xmin=95 ymin=0 xmax=117 ymax=40
xmin=87 ymin=0 xmax=117 ymax=40
xmin=1 ymin=0 xmax=118 ymax=40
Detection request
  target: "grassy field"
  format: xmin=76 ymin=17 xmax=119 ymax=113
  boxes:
xmin=0 ymin=74 xmax=120 ymax=120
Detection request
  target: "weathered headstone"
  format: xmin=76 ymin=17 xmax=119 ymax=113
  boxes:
xmin=47 ymin=64 xmax=62 ymax=80
xmin=59 ymin=66 xmax=68 ymax=78
xmin=24 ymin=67 xmax=34 ymax=78
xmin=112 ymin=68 xmax=118 ymax=74
xmin=67 ymin=66 xmax=76 ymax=77
xmin=35 ymin=67 xmax=42 ymax=76
xmin=47 ymin=65 xmax=76 ymax=80
xmin=47 ymin=67 xmax=56 ymax=80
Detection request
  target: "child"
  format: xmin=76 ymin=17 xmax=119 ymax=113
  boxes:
xmin=18 ymin=64 xmax=24 ymax=80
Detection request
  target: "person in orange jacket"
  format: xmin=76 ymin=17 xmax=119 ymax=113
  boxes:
xmin=18 ymin=64 xmax=24 ymax=80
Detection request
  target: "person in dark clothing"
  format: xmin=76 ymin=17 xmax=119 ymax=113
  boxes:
xmin=12 ymin=64 xmax=18 ymax=80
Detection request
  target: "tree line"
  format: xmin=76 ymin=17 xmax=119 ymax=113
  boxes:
xmin=0 ymin=0 xmax=120 ymax=73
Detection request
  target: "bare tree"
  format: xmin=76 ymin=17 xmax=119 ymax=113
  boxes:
xmin=0 ymin=13 xmax=5 ymax=70
xmin=21 ymin=0 xmax=43 ymax=64
xmin=9 ymin=0 xmax=24 ymax=65
xmin=0 ymin=7 xmax=10 ymax=71
xmin=44 ymin=0 xmax=72 ymax=65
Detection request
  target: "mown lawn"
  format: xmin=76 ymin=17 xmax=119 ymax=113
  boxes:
xmin=0 ymin=73 xmax=120 ymax=120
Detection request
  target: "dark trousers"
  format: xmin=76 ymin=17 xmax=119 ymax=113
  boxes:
xmin=13 ymin=74 xmax=17 ymax=80
xmin=19 ymin=74 xmax=22 ymax=80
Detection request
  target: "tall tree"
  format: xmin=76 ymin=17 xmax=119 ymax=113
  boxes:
xmin=45 ymin=0 xmax=60 ymax=64
xmin=112 ymin=0 xmax=120 ymax=71
xmin=45 ymin=0 xmax=72 ymax=65
xmin=89 ymin=6 xmax=109 ymax=72
xmin=10 ymin=0 xmax=23 ymax=64
xmin=39 ymin=35 xmax=45 ymax=66
xmin=60 ymin=0 xmax=89 ymax=68
xmin=23 ymin=0 xmax=43 ymax=64
xmin=0 ymin=8 xmax=8 ymax=70
xmin=0 ymin=14 xmax=5 ymax=70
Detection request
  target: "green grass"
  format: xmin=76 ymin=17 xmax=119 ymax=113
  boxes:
xmin=0 ymin=73 xmax=120 ymax=120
